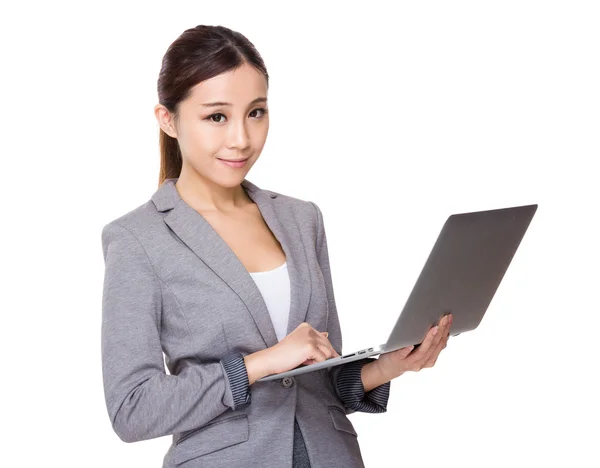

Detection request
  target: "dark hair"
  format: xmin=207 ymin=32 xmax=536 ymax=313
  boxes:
xmin=156 ymin=25 xmax=269 ymax=187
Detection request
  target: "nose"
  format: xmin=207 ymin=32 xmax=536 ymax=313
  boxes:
xmin=226 ymin=118 xmax=250 ymax=150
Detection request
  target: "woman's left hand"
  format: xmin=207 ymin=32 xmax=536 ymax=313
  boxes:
xmin=375 ymin=314 xmax=452 ymax=381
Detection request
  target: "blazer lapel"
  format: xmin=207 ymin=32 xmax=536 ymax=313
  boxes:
xmin=151 ymin=177 xmax=311 ymax=350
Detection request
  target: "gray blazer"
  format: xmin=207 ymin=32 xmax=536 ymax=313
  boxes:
xmin=101 ymin=177 xmax=391 ymax=468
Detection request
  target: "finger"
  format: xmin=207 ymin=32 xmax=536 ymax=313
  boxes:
xmin=417 ymin=315 xmax=452 ymax=369
xmin=316 ymin=342 xmax=338 ymax=360
xmin=424 ymin=315 xmax=451 ymax=365
xmin=440 ymin=328 xmax=450 ymax=350
xmin=425 ymin=316 xmax=451 ymax=361
xmin=305 ymin=343 xmax=328 ymax=363
xmin=316 ymin=339 xmax=339 ymax=359
xmin=315 ymin=332 xmax=340 ymax=357
xmin=409 ymin=321 xmax=443 ymax=362
xmin=423 ymin=329 xmax=449 ymax=368
xmin=440 ymin=314 xmax=452 ymax=350
xmin=412 ymin=315 xmax=449 ymax=365
xmin=441 ymin=315 xmax=452 ymax=350
xmin=311 ymin=343 xmax=333 ymax=362
xmin=320 ymin=331 xmax=336 ymax=352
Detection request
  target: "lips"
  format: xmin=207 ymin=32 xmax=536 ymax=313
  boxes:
xmin=218 ymin=157 xmax=249 ymax=169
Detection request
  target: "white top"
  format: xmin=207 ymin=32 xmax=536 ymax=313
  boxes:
xmin=248 ymin=261 xmax=290 ymax=342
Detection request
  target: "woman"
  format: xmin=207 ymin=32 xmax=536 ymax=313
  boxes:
xmin=100 ymin=24 xmax=451 ymax=468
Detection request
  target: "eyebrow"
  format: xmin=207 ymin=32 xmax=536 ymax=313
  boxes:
xmin=200 ymin=97 xmax=268 ymax=108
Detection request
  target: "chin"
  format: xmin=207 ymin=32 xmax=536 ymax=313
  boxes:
xmin=216 ymin=171 xmax=250 ymax=187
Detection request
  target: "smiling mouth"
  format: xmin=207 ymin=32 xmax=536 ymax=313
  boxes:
xmin=218 ymin=158 xmax=249 ymax=162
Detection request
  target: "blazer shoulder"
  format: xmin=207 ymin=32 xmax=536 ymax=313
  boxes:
xmin=263 ymin=187 xmax=318 ymax=216
xmin=101 ymin=200 xmax=158 ymax=242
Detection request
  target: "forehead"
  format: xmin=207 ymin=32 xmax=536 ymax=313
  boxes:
xmin=188 ymin=64 xmax=267 ymax=105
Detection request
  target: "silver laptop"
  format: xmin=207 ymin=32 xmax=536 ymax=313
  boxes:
xmin=257 ymin=203 xmax=538 ymax=382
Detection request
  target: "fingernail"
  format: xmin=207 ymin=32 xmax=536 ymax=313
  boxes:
xmin=432 ymin=326 xmax=439 ymax=336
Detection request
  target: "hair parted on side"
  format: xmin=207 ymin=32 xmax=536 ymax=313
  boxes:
xmin=156 ymin=25 xmax=269 ymax=188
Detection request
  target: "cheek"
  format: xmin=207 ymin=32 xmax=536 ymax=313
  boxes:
xmin=251 ymin=122 xmax=269 ymax=149
xmin=179 ymin=123 xmax=222 ymax=157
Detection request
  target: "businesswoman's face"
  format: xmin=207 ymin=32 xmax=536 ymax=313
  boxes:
xmin=156 ymin=63 xmax=269 ymax=187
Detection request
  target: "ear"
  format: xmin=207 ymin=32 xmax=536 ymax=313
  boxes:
xmin=154 ymin=104 xmax=178 ymax=138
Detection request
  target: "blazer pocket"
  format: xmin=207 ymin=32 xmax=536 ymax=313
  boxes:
xmin=172 ymin=414 xmax=249 ymax=465
xmin=328 ymin=406 xmax=357 ymax=437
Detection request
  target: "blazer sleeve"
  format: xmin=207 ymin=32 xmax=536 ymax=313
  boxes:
xmin=309 ymin=201 xmax=391 ymax=415
xmin=101 ymin=222 xmax=250 ymax=443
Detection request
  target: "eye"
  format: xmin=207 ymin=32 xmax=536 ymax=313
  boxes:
xmin=205 ymin=108 xmax=268 ymax=123
xmin=250 ymin=107 xmax=268 ymax=118
xmin=207 ymin=113 xmax=226 ymax=123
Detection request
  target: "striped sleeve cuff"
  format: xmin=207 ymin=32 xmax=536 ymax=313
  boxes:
xmin=220 ymin=352 xmax=252 ymax=410
xmin=335 ymin=358 xmax=390 ymax=413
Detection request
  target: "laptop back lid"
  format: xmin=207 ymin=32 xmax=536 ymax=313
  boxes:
xmin=382 ymin=204 xmax=537 ymax=352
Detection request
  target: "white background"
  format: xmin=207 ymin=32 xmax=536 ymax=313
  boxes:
xmin=2 ymin=1 xmax=598 ymax=467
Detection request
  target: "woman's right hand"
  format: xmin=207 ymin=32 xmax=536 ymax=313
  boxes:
xmin=264 ymin=322 xmax=340 ymax=375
